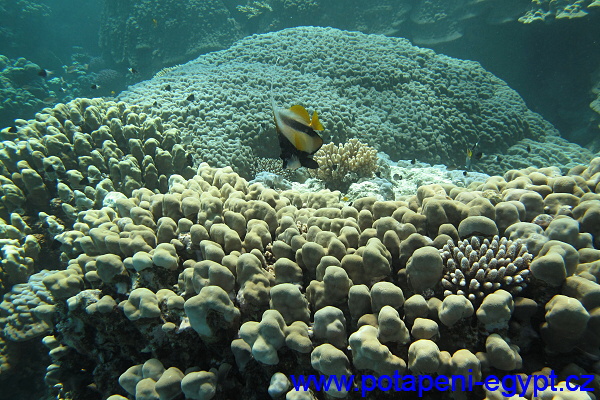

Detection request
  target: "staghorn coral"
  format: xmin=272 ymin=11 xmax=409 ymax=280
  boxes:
xmin=440 ymin=235 xmax=532 ymax=303
xmin=310 ymin=139 xmax=378 ymax=191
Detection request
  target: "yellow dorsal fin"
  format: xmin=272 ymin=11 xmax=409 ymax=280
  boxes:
xmin=311 ymin=111 xmax=324 ymax=131
xmin=289 ymin=105 xmax=311 ymax=124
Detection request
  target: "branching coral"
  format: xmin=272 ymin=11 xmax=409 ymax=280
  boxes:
xmin=440 ymin=236 xmax=532 ymax=303
xmin=310 ymin=139 xmax=378 ymax=191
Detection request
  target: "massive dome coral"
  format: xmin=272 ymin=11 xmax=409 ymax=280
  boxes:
xmin=119 ymin=26 xmax=593 ymax=176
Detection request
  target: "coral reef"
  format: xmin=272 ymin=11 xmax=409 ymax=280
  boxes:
xmin=1 ymin=29 xmax=600 ymax=400
xmin=119 ymin=27 xmax=594 ymax=178
xmin=0 ymin=116 xmax=598 ymax=397
xmin=519 ymin=0 xmax=598 ymax=23
xmin=99 ymin=0 xmax=245 ymax=73
xmin=0 ymin=55 xmax=53 ymax=128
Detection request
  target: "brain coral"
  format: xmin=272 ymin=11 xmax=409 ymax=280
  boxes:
xmin=119 ymin=26 xmax=569 ymax=176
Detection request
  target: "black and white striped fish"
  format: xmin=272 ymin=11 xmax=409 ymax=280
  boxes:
xmin=271 ymin=90 xmax=324 ymax=169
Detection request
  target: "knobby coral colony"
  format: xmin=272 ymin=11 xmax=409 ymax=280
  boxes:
xmin=440 ymin=236 xmax=532 ymax=304
xmin=1 ymin=97 xmax=600 ymax=398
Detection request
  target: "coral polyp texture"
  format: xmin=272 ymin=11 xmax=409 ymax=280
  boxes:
xmin=118 ymin=27 xmax=594 ymax=177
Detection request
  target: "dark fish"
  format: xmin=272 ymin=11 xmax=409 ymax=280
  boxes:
xmin=91 ymin=84 xmax=99 ymax=90
xmin=463 ymin=171 xmax=468 ymax=176
xmin=393 ymin=173 xmax=402 ymax=180
xmin=38 ymin=69 xmax=51 ymax=78
xmin=411 ymin=158 xmax=416 ymax=165
xmin=375 ymin=171 xmax=381 ymax=178
xmin=79 ymin=177 xmax=89 ymax=186
xmin=50 ymin=239 xmax=62 ymax=250
xmin=128 ymin=67 xmax=138 ymax=74
xmin=186 ymin=94 xmax=195 ymax=101
xmin=273 ymin=103 xmax=323 ymax=170
xmin=164 ymin=84 xmax=171 ymax=91
xmin=474 ymin=151 xmax=483 ymax=160
xmin=153 ymin=100 xmax=158 ymax=107
xmin=526 ymin=145 xmax=531 ymax=153
xmin=497 ymin=155 xmax=503 ymax=162
xmin=8 ymin=126 xmax=17 ymax=133
xmin=331 ymin=164 xmax=338 ymax=171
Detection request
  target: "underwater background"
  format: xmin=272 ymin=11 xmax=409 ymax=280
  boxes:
xmin=1 ymin=1 xmax=600 ymax=399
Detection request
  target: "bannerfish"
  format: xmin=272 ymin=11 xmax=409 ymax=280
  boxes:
xmin=91 ymin=84 xmax=100 ymax=90
xmin=465 ymin=140 xmax=480 ymax=170
xmin=128 ymin=67 xmax=138 ymax=74
xmin=272 ymin=101 xmax=324 ymax=170
xmin=38 ymin=69 xmax=53 ymax=78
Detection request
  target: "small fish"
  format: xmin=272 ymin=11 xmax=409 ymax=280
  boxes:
xmin=128 ymin=67 xmax=138 ymax=74
xmin=341 ymin=196 xmax=349 ymax=202
xmin=463 ymin=171 xmax=468 ymax=176
xmin=164 ymin=84 xmax=171 ymax=91
xmin=526 ymin=145 xmax=531 ymax=153
xmin=393 ymin=173 xmax=402 ymax=180
xmin=153 ymin=100 xmax=158 ymax=107
xmin=474 ymin=151 xmax=483 ymax=160
xmin=496 ymin=155 xmax=503 ymax=163
xmin=90 ymin=84 xmax=100 ymax=90
xmin=79 ymin=177 xmax=89 ymax=186
xmin=331 ymin=164 xmax=338 ymax=171
xmin=64 ymin=64 xmax=88 ymax=74
xmin=111 ymin=90 xmax=116 ymax=96
xmin=152 ymin=18 xmax=158 ymax=27
xmin=186 ymin=94 xmax=195 ymax=101
xmin=411 ymin=158 xmax=416 ymax=165
xmin=375 ymin=171 xmax=381 ymax=178
xmin=42 ymin=97 xmax=58 ymax=105
xmin=465 ymin=140 xmax=480 ymax=170
xmin=38 ymin=68 xmax=53 ymax=78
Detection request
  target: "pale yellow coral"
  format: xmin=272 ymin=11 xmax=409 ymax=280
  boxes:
xmin=310 ymin=139 xmax=378 ymax=190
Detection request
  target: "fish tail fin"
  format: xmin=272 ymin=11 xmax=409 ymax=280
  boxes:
xmin=310 ymin=111 xmax=324 ymax=131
